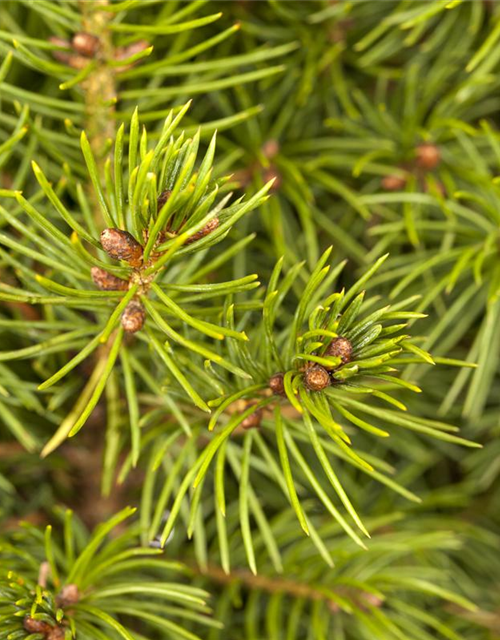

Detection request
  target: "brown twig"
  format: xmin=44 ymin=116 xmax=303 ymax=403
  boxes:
xmin=194 ymin=562 xmax=383 ymax=613
xmin=199 ymin=563 xmax=335 ymax=602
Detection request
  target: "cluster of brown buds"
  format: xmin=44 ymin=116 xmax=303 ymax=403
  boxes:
xmin=93 ymin=228 xmax=146 ymax=334
xmin=92 ymin=193 xmax=220 ymax=333
xmin=49 ymin=33 xmax=99 ymax=70
xmin=232 ymin=339 xmax=352 ymax=433
xmin=304 ymin=336 xmax=353 ymax=392
xmin=229 ymin=374 xmax=285 ymax=434
xmin=263 ymin=337 xmax=354 ymax=400
xmin=23 ymin=616 xmax=65 ymax=640
xmin=382 ymin=142 xmax=442 ymax=192
xmin=50 ymin=32 xmax=149 ymax=72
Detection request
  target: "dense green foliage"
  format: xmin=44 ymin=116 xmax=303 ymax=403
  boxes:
xmin=0 ymin=1 xmax=499 ymax=639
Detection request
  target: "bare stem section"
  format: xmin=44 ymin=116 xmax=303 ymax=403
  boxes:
xmin=80 ymin=0 xmax=116 ymax=222
xmin=195 ymin=563 xmax=383 ymax=613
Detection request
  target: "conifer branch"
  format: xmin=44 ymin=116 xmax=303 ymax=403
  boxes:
xmin=1 ymin=2 xmax=499 ymax=638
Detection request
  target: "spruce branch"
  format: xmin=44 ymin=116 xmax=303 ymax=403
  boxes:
xmin=0 ymin=106 xmax=272 ymax=458
xmin=167 ymin=508 xmax=490 ymax=640
xmin=1 ymin=3 xmax=500 ymax=639
xmin=0 ymin=507 xmax=215 ymax=640
xmin=131 ymin=249 xmax=478 ymax=571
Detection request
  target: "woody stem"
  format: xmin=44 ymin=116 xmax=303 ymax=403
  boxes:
xmin=79 ymin=0 xmax=116 ymax=226
xmin=193 ymin=562 xmax=339 ymax=607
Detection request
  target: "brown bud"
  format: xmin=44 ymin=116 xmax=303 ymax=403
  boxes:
xmin=381 ymin=175 xmax=406 ymax=191
xmin=66 ymin=55 xmax=91 ymax=70
xmin=114 ymin=40 xmax=150 ymax=71
xmin=327 ymin=599 xmax=341 ymax=613
xmin=49 ymin=36 xmax=70 ymax=49
xmin=233 ymin=168 xmax=253 ymax=189
xmin=49 ymin=36 xmax=71 ymax=58
xmin=304 ymin=365 xmax=330 ymax=392
xmin=100 ymin=228 xmax=143 ymax=267
xmin=47 ymin=626 xmax=66 ymax=640
xmin=269 ymin=372 xmax=285 ymax=396
xmin=422 ymin=180 xmax=446 ymax=197
xmin=157 ymin=189 xmax=172 ymax=212
xmin=56 ymin=583 xmax=80 ymax=608
xmin=23 ymin=617 xmax=50 ymax=634
xmin=72 ymin=32 xmax=100 ymax=58
xmin=50 ymin=37 xmax=88 ymax=69
xmin=262 ymin=139 xmax=280 ymax=160
xmin=38 ymin=560 xmax=50 ymax=588
xmin=91 ymin=267 xmax=129 ymax=291
xmin=262 ymin=166 xmax=281 ymax=192
xmin=325 ymin=337 xmax=353 ymax=368
xmin=415 ymin=143 xmax=441 ymax=170
xmin=241 ymin=405 xmax=263 ymax=430
xmin=185 ymin=217 xmax=219 ymax=244
xmin=115 ymin=39 xmax=149 ymax=60
xmin=361 ymin=593 xmax=384 ymax=608
xmin=121 ymin=300 xmax=146 ymax=334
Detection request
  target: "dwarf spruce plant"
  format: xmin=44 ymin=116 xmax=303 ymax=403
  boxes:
xmin=0 ymin=2 xmax=499 ymax=640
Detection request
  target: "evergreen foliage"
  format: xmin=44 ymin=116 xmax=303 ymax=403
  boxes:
xmin=0 ymin=2 xmax=499 ymax=639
